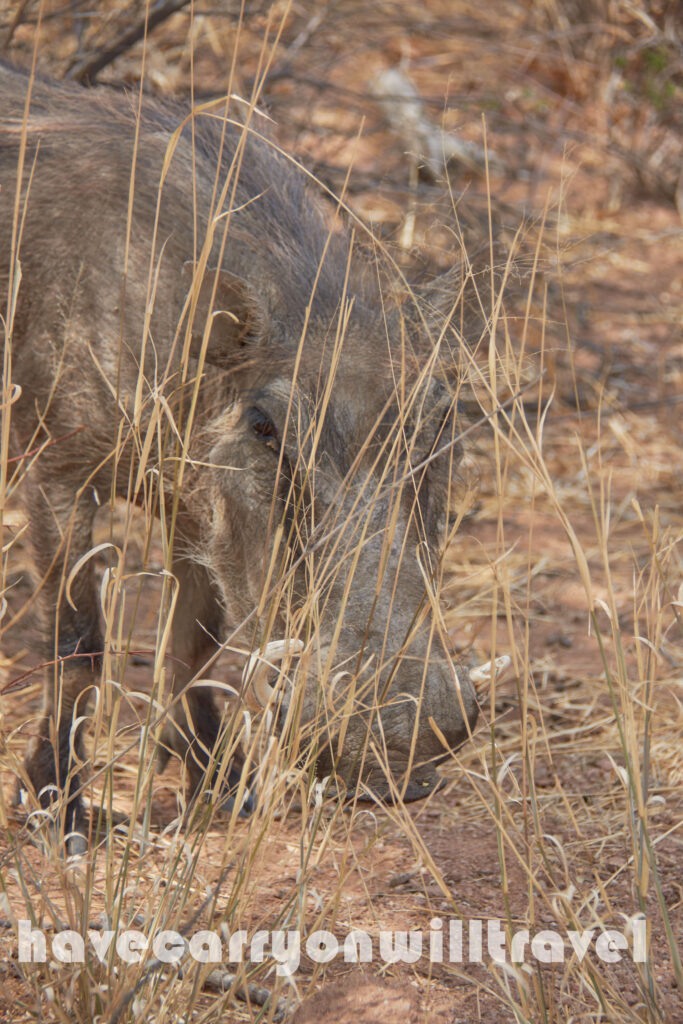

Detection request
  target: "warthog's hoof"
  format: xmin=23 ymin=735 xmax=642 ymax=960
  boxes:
xmin=212 ymin=781 xmax=255 ymax=819
xmin=65 ymin=829 xmax=89 ymax=858
xmin=14 ymin=784 xmax=91 ymax=857
xmin=191 ymin=756 xmax=256 ymax=820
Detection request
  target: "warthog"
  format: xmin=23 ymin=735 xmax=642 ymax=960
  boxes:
xmin=0 ymin=61 xmax=498 ymax=851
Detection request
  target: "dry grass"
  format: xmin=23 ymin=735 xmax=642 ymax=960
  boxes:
xmin=0 ymin=2 xmax=681 ymax=1023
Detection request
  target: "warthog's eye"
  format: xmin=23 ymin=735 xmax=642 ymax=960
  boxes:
xmin=247 ymin=406 xmax=279 ymax=449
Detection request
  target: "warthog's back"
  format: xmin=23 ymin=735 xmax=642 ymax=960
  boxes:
xmin=0 ymin=59 xmax=372 ymax=467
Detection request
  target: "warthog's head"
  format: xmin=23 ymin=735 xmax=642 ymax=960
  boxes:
xmin=183 ymin=249 xmax=490 ymax=802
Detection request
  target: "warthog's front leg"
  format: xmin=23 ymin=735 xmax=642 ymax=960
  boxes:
xmin=21 ymin=481 xmax=101 ymax=852
xmin=158 ymin=552 xmax=251 ymax=814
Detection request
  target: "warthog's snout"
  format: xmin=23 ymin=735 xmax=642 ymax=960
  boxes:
xmin=244 ymin=640 xmax=504 ymax=802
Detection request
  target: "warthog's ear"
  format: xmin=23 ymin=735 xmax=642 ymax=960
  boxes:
xmin=181 ymin=262 xmax=267 ymax=365
xmin=409 ymin=257 xmax=503 ymax=349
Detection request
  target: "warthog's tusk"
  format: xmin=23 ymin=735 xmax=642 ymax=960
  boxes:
xmin=243 ymin=639 xmax=304 ymax=708
xmin=470 ymin=655 xmax=511 ymax=685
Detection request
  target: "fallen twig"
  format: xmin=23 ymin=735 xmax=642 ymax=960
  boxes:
xmin=205 ymin=968 xmax=294 ymax=1021
xmin=66 ymin=0 xmax=191 ymax=84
